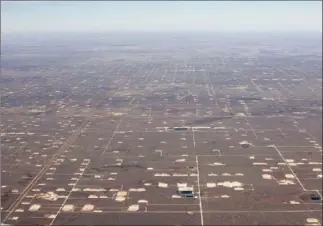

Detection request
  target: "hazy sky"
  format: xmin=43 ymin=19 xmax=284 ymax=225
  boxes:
xmin=1 ymin=1 xmax=322 ymax=33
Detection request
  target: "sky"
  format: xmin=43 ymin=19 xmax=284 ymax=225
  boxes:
xmin=1 ymin=1 xmax=322 ymax=34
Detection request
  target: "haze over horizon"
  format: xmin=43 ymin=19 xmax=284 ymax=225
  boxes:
xmin=1 ymin=1 xmax=322 ymax=34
